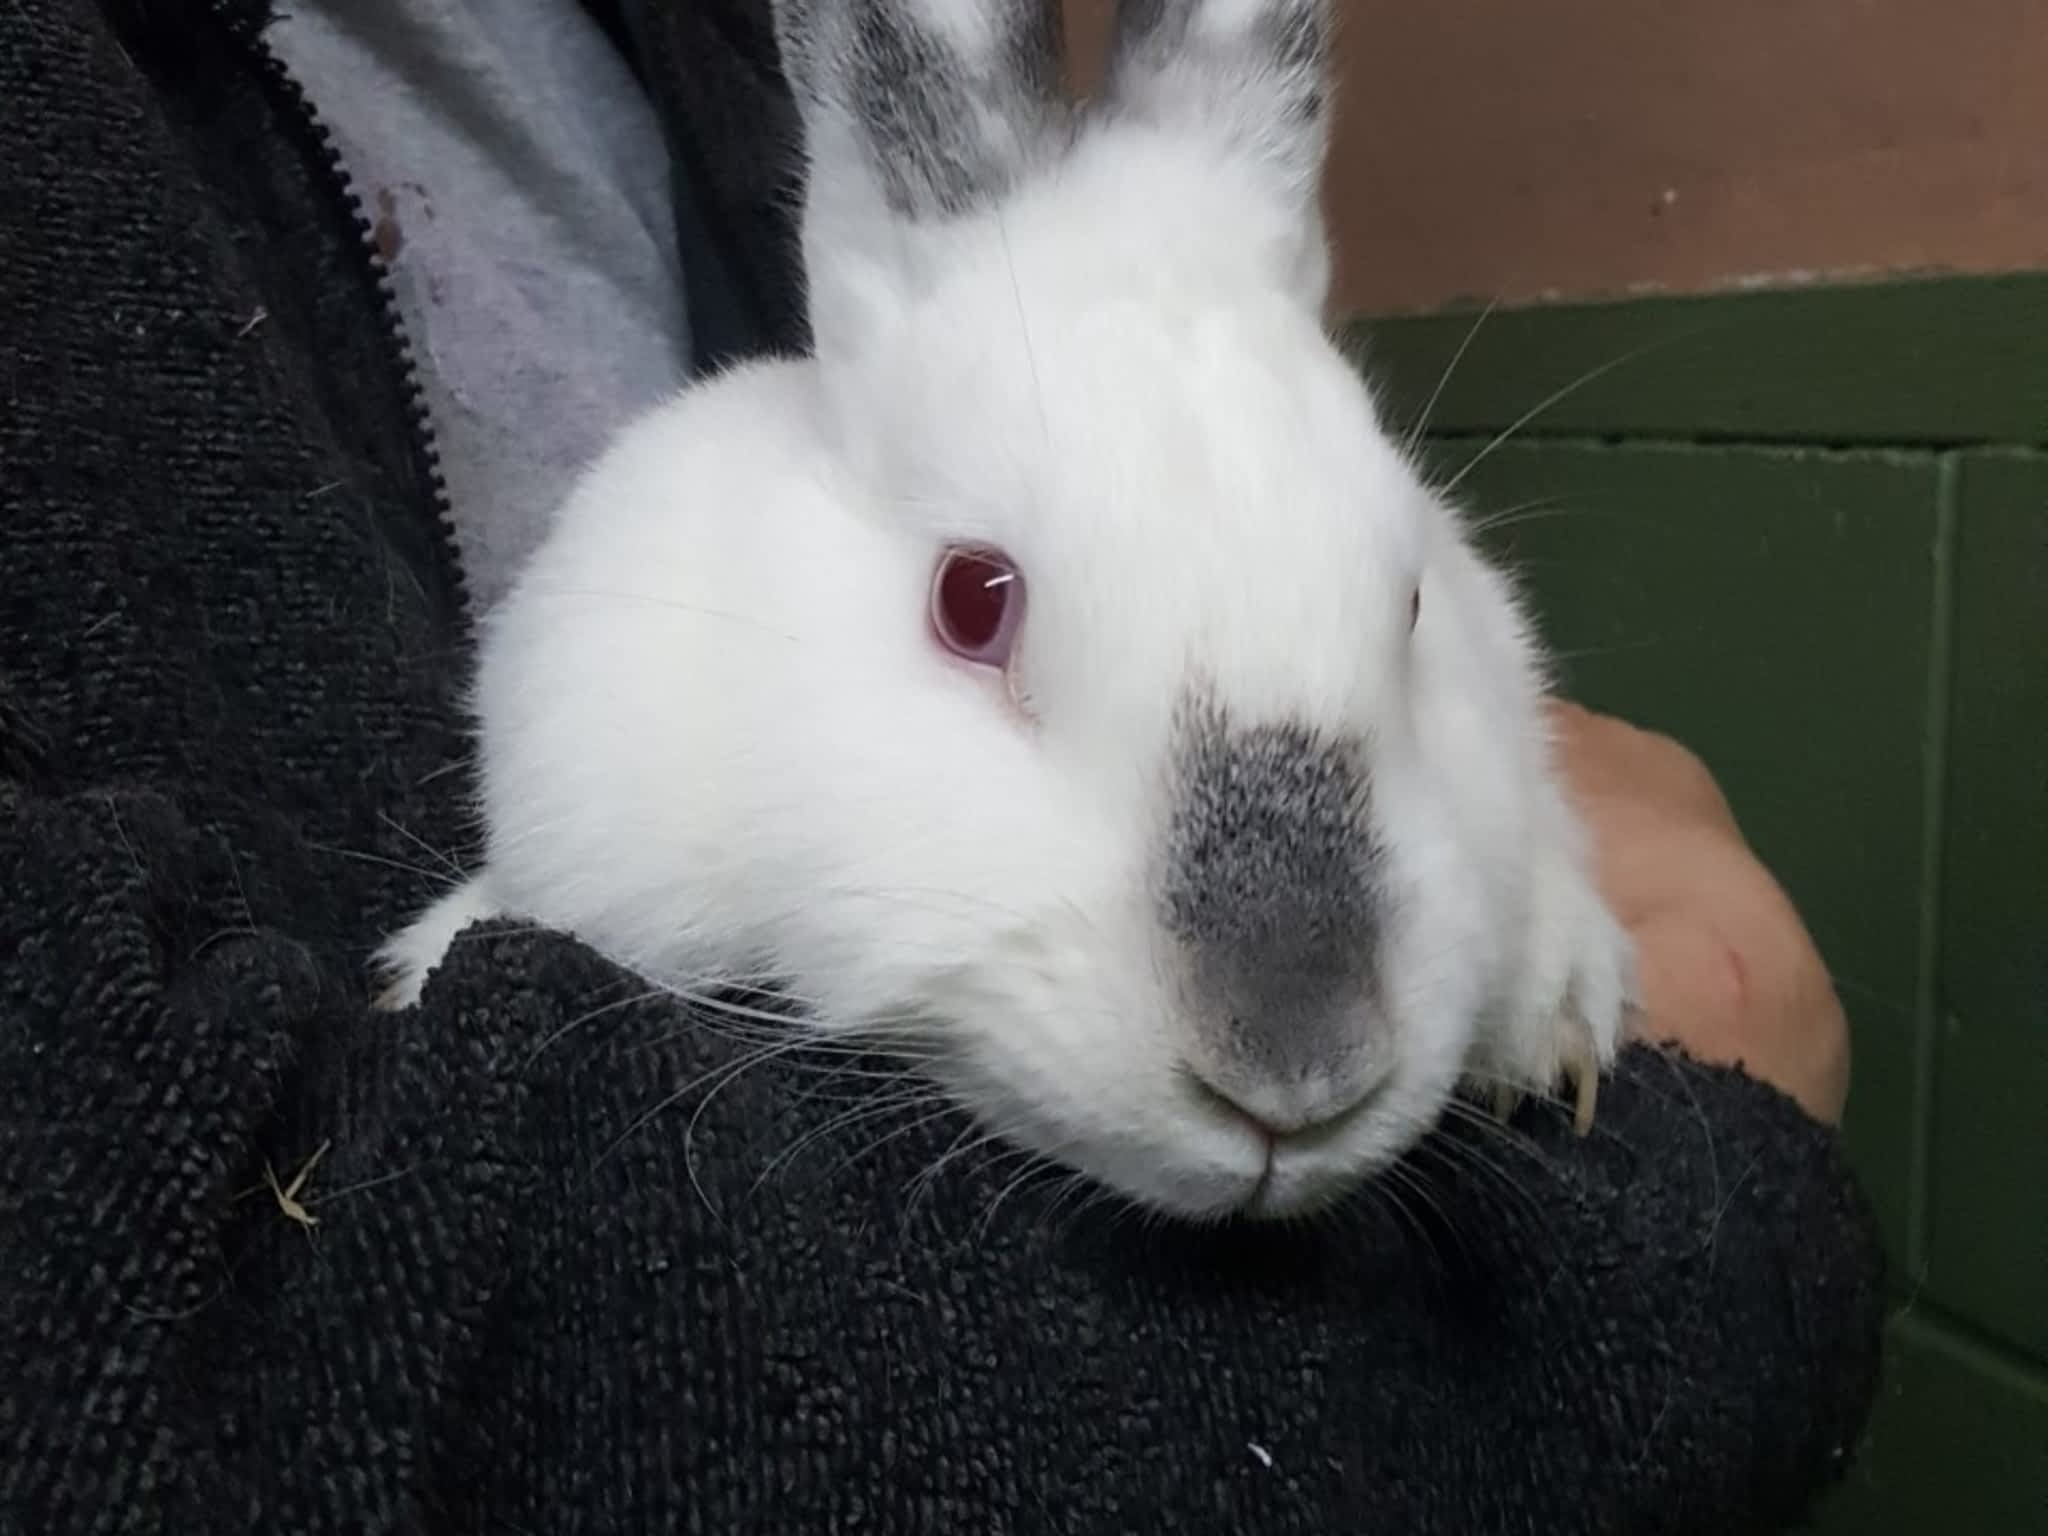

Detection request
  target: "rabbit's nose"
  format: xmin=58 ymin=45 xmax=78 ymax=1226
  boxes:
xmin=1184 ymin=1049 xmax=1395 ymax=1141
xmin=1160 ymin=698 xmax=1390 ymax=1081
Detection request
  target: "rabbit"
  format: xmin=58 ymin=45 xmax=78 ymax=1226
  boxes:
xmin=377 ymin=0 xmax=1634 ymax=1221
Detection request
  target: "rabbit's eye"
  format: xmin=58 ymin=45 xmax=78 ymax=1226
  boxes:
xmin=931 ymin=545 xmax=1024 ymax=668
xmin=1408 ymin=585 xmax=1421 ymax=632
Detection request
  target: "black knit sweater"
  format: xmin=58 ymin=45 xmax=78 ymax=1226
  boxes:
xmin=0 ymin=2 xmax=1885 ymax=1531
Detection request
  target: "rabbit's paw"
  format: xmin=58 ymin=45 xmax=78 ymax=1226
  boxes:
xmin=1473 ymin=838 xmax=1635 ymax=1137
xmin=372 ymin=877 xmax=500 ymax=1012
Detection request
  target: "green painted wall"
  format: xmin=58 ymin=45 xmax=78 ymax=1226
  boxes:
xmin=1352 ymin=274 xmax=2048 ymax=1528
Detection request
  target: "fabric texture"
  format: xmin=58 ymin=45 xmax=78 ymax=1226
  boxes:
xmin=0 ymin=2 xmax=1886 ymax=1531
xmin=614 ymin=0 xmax=814 ymax=367
xmin=266 ymin=0 xmax=692 ymax=610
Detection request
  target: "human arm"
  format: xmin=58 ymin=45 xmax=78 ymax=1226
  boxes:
xmin=1550 ymin=699 xmax=1852 ymax=1124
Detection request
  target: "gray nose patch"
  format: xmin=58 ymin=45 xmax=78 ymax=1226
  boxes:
xmin=1161 ymin=697 xmax=1384 ymax=1082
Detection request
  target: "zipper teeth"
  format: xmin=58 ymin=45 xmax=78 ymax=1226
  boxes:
xmin=204 ymin=0 xmax=473 ymax=628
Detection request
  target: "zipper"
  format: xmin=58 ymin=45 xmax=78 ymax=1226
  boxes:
xmin=197 ymin=0 xmax=473 ymax=628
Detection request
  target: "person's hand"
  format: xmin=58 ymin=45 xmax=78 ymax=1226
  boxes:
xmin=1548 ymin=700 xmax=1851 ymax=1125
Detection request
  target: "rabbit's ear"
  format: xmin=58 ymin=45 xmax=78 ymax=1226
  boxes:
xmin=774 ymin=0 xmax=1070 ymax=356
xmin=1100 ymin=0 xmax=1332 ymax=311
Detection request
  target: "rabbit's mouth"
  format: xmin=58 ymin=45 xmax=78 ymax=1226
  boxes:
xmin=915 ymin=1005 xmax=1448 ymax=1224
xmin=1171 ymin=1058 xmax=1439 ymax=1221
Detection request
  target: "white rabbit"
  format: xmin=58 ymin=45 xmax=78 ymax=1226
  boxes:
xmin=379 ymin=0 xmax=1633 ymax=1220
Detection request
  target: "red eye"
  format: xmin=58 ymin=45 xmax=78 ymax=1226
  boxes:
xmin=931 ymin=545 xmax=1024 ymax=667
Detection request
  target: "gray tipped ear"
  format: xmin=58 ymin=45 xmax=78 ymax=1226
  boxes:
xmin=1101 ymin=0 xmax=1332 ymax=308
xmin=774 ymin=0 xmax=1071 ymax=354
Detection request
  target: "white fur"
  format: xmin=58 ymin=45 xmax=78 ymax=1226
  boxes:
xmin=379 ymin=2 xmax=1631 ymax=1221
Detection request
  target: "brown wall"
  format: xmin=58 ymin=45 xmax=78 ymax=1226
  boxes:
xmin=1065 ymin=1 xmax=2048 ymax=315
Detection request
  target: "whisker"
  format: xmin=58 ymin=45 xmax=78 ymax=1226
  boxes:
xmin=808 ymin=1097 xmax=972 ymax=1191
xmin=973 ymin=1145 xmax=1067 ymax=1242
xmin=519 ymin=586 xmax=802 ymax=643
xmin=304 ymin=840 xmax=457 ymax=886
xmin=752 ymin=1087 xmax=953 ymax=1194
xmin=906 ymin=1120 xmax=1002 ymax=1215
xmin=1400 ymin=293 xmax=1499 ymax=460
xmin=376 ymin=810 xmax=468 ymax=881
xmin=997 ymin=207 xmax=1051 ymax=453
xmin=523 ymin=984 xmax=673 ymax=1068
xmin=1436 ymin=330 xmax=1698 ymax=500
xmin=1464 ymin=493 xmax=1562 ymax=534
